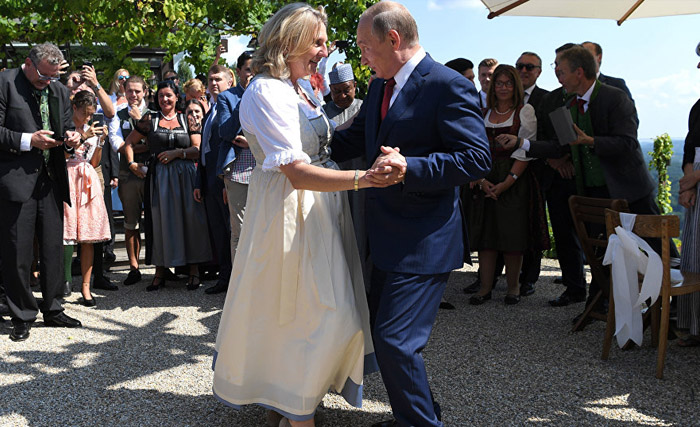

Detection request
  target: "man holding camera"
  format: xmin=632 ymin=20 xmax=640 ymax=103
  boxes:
xmin=0 ymin=43 xmax=84 ymax=341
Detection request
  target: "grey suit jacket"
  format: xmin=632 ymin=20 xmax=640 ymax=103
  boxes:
xmin=0 ymin=68 xmax=73 ymax=203
xmin=527 ymin=83 xmax=654 ymax=203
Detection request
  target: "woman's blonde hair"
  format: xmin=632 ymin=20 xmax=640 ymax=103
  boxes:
xmin=183 ymin=78 xmax=206 ymax=98
xmin=251 ymin=3 xmax=327 ymax=80
xmin=108 ymin=68 xmax=129 ymax=95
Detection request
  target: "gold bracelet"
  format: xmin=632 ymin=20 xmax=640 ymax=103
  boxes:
xmin=354 ymin=169 xmax=359 ymax=192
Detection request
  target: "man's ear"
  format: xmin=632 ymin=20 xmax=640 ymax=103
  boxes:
xmin=387 ymin=29 xmax=401 ymax=51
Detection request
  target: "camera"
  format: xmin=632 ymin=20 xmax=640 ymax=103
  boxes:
xmin=335 ymin=40 xmax=350 ymax=49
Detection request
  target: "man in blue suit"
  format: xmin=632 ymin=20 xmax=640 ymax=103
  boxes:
xmin=332 ymin=2 xmax=491 ymax=425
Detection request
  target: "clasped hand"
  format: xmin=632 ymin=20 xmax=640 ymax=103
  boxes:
xmin=365 ymin=146 xmax=406 ymax=187
xmin=30 ymin=129 xmax=81 ymax=150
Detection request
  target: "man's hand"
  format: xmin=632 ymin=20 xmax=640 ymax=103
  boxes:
xmin=128 ymin=105 xmax=142 ymax=121
xmin=366 ymin=146 xmax=406 ymax=187
xmin=64 ymin=130 xmax=82 ymax=148
xmin=30 ymin=130 xmax=61 ymax=150
xmin=58 ymin=60 xmax=70 ymax=75
xmin=571 ymin=124 xmax=594 ymax=146
xmin=110 ymin=178 xmax=118 ymax=189
xmin=233 ymin=135 xmax=249 ymax=148
xmin=222 ymin=188 xmax=228 ymax=205
xmin=495 ymin=133 xmax=519 ymax=150
xmin=193 ymin=188 xmax=202 ymax=203
xmin=129 ymin=162 xmax=146 ymax=178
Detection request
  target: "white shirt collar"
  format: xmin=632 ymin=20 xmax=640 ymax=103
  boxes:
xmin=524 ymin=84 xmax=535 ymax=96
xmin=388 ymin=47 xmax=427 ymax=110
xmin=577 ymin=80 xmax=596 ymax=112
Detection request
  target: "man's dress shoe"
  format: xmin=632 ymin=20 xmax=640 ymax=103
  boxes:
xmin=10 ymin=321 xmax=31 ymax=341
xmin=520 ymin=282 xmax=535 ymax=296
xmin=205 ymin=280 xmax=229 ymax=295
xmin=44 ymin=312 xmax=82 ymax=328
xmin=548 ymin=292 xmax=586 ymax=307
xmin=93 ymin=275 xmax=118 ymax=291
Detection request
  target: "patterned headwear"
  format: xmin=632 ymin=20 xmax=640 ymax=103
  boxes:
xmin=696 ymin=41 xmax=700 ymax=56
xmin=328 ymin=63 xmax=355 ymax=85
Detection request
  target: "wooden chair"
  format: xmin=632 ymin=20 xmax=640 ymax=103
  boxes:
xmin=568 ymin=196 xmax=629 ymax=332
xmin=602 ymin=209 xmax=700 ymax=379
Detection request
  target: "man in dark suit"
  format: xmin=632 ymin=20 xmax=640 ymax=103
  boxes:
xmin=193 ymin=65 xmax=233 ymax=292
xmin=0 ymin=43 xmax=83 ymax=341
xmin=582 ymin=41 xmax=634 ymax=100
xmin=510 ymin=45 xmax=660 ymax=305
xmin=332 ymin=3 xmax=491 ymax=425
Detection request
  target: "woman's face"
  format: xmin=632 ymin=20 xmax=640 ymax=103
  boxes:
xmin=288 ymin=23 xmax=329 ymax=81
xmin=158 ymin=87 xmax=177 ymax=112
xmin=186 ymin=104 xmax=204 ymax=122
xmin=118 ymin=70 xmax=130 ymax=92
xmin=494 ymin=73 xmax=514 ymax=104
xmin=73 ymin=104 xmax=96 ymax=124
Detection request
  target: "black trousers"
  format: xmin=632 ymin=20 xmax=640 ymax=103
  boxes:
xmin=203 ymin=180 xmax=232 ymax=281
xmin=0 ymin=172 xmax=64 ymax=322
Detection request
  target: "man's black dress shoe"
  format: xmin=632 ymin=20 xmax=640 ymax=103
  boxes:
xmin=123 ymin=269 xmax=142 ymax=286
xmin=469 ymin=291 xmax=492 ymax=305
xmin=44 ymin=312 xmax=82 ymax=328
xmin=548 ymin=292 xmax=586 ymax=307
xmin=205 ymin=280 xmax=229 ymax=295
xmin=10 ymin=321 xmax=31 ymax=341
xmin=93 ymin=275 xmax=118 ymax=291
xmin=103 ymin=250 xmax=117 ymax=264
xmin=520 ymin=282 xmax=535 ymax=296
xmin=62 ymin=281 xmax=72 ymax=297
xmin=371 ymin=419 xmax=398 ymax=427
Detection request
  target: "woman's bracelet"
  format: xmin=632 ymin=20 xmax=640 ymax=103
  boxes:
xmin=181 ymin=149 xmax=186 ymax=159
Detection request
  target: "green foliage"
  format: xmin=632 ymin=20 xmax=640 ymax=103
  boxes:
xmin=648 ymin=133 xmax=674 ymax=214
xmin=177 ymin=60 xmax=194 ymax=83
xmin=0 ymin=0 xmax=378 ymax=90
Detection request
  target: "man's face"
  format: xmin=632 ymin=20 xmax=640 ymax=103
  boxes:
xmin=208 ymin=72 xmax=232 ymax=98
xmin=357 ymin=18 xmax=399 ymax=79
xmin=516 ymin=54 xmax=542 ymax=89
xmin=555 ymin=58 xmax=580 ymax=94
xmin=164 ymin=72 xmax=179 ymax=86
xmin=330 ymin=80 xmax=357 ymax=110
xmin=463 ymin=68 xmax=475 ymax=84
xmin=582 ymin=43 xmax=601 ymax=72
xmin=237 ymin=59 xmax=253 ymax=89
xmin=125 ymin=82 xmax=145 ymax=106
xmin=24 ymin=58 xmax=60 ymax=90
xmin=478 ymin=64 xmax=496 ymax=93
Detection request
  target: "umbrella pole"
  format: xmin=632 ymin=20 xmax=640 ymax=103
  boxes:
xmin=618 ymin=0 xmax=646 ymax=25
xmin=487 ymin=0 xmax=530 ymax=19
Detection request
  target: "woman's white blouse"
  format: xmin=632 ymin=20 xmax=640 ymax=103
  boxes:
xmin=484 ymin=103 xmax=537 ymax=161
xmin=240 ymin=77 xmax=325 ymax=171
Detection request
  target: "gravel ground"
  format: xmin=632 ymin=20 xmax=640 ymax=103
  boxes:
xmin=1 ymin=259 xmax=699 ymax=426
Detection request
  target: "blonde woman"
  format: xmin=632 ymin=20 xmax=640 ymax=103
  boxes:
xmin=183 ymin=78 xmax=209 ymax=114
xmin=107 ymin=68 xmax=130 ymax=109
xmin=211 ymin=3 xmax=399 ymax=426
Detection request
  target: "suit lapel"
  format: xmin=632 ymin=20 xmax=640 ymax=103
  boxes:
xmin=48 ymin=85 xmax=62 ymax=134
xmin=373 ymin=55 xmax=432 ymax=155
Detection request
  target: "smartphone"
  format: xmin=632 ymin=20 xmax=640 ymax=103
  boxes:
xmin=220 ymin=38 xmax=229 ymax=53
xmin=54 ymin=135 xmax=66 ymax=142
xmin=83 ymin=60 xmax=93 ymax=68
xmin=335 ymin=40 xmax=350 ymax=49
xmin=92 ymin=113 xmax=105 ymax=127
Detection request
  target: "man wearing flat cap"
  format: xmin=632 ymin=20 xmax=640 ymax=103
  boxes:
xmin=324 ymin=63 xmax=363 ymax=127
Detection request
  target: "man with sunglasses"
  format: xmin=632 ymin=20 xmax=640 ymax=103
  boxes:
xmin=0 ymin=42 xmax=83 ymax=341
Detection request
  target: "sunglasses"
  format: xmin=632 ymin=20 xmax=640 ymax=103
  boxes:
xmin=515 ymin=63 xmax=540 ymax=71
xmin=31 ymin=59 xmax=60 ymax=82
xmin=118 ymin=75 xmax=130 ymax=80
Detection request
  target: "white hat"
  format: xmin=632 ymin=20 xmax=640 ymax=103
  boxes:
xmin=328 ymin=63 xmax=355 ymax=85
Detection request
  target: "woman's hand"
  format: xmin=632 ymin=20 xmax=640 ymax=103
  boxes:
xmin=479 ymin=179 xmax=498 ymax=199
xmin=495 ymin=134 xmax=518 ymax=150
xmin=157 ymin=150 xmax=177 ymax=165
xmin=187 ymin=114 xmax=202 ymax=132
xmin=97 ymin=125 xmax=108 ymax=142
xmin=84 ymin=122 xmax=99 ymax=140
xmin=679 ymin=171 xmax=700 ymax=193
xmin=129 ymin=162 xmax=146 ymax=179
xmin=680 ymin=189 xmax=696 ymax=209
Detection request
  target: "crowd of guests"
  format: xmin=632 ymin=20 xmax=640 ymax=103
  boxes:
xmin=0 ymin=1 xmax=699 ymax=426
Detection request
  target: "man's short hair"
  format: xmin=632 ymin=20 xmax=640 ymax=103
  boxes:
xmin=28 ymin=43 xmax=64 ymax=66
xmin=208 ymin=64 xmax=231 ymax=81
xmin=555 ymin=43 xmax=579 ymax=54
xmin=478 ymin=58 xmax=498 ymax=69
xmin=362 ymin=1 xmax=419 ymax=47
xmin=559 ymin=46 xmax=597 ymax=80
xmin=519 ymin=51 xmax=542 ymax=67
xmin=444 ymin=58 xmax=473 ymax=75
xmin=237 ymin=51 xmax=253 ymax=70
xmin=125 ymin=75 xmax=148 ymax=92
xmin=582 ymin=41 xmax=602 ymax=56
xmin=163 ymin=69 xmax=178 ymax=80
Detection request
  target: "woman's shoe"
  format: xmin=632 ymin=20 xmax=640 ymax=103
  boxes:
xmin=469 ymin=291 xmax=492 ymax=305
xmin=504 ymin=294 xmax=521 ymax=305
xmin=146 ymin=276 xmax=165 ymax=292
xmin=187 ymin=275 xmax=201 ymax=291
xmin=79 ymin=291 xmax=96 ymax=307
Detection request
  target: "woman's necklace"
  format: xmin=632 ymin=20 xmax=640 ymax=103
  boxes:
xmin=160 ymin=111 xmax=177 ymax=121
xmin=493 ymin=105 xmax=514 ymax=115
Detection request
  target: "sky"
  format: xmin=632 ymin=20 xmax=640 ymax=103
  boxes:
xmin=213 ymin=0 xmax=700 ymax=141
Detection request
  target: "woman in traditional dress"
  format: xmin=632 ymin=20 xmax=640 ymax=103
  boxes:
xmin=212 ymin=4 xmax=400 ymax=426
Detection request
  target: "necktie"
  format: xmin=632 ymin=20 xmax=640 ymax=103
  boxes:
xmin=35 ymin=88 xmax=51 ymax=164
xmin=381 ymin=78 xmax=396 ymax=120
xmin=575 ymin=98 xmax=587 ymax=115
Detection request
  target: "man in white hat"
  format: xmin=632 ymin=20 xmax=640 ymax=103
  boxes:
xmin=324 ymin=63 xmax=363 ymax=127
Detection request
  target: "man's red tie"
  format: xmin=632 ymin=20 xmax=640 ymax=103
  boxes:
xmin=575 ymin=98 xmax=586 ymax=115
xmin=381 ymin=78 xmax=396 ymax=120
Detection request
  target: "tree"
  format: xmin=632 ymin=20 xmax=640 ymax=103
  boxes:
xmin=648 ymin=133 xmax=674 ymax=214
xmin=0 ymin=0 xmax=377 ymax=89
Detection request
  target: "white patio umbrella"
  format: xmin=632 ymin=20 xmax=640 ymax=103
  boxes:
xmin=480 ymin=0 xmax=700 ymax=25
